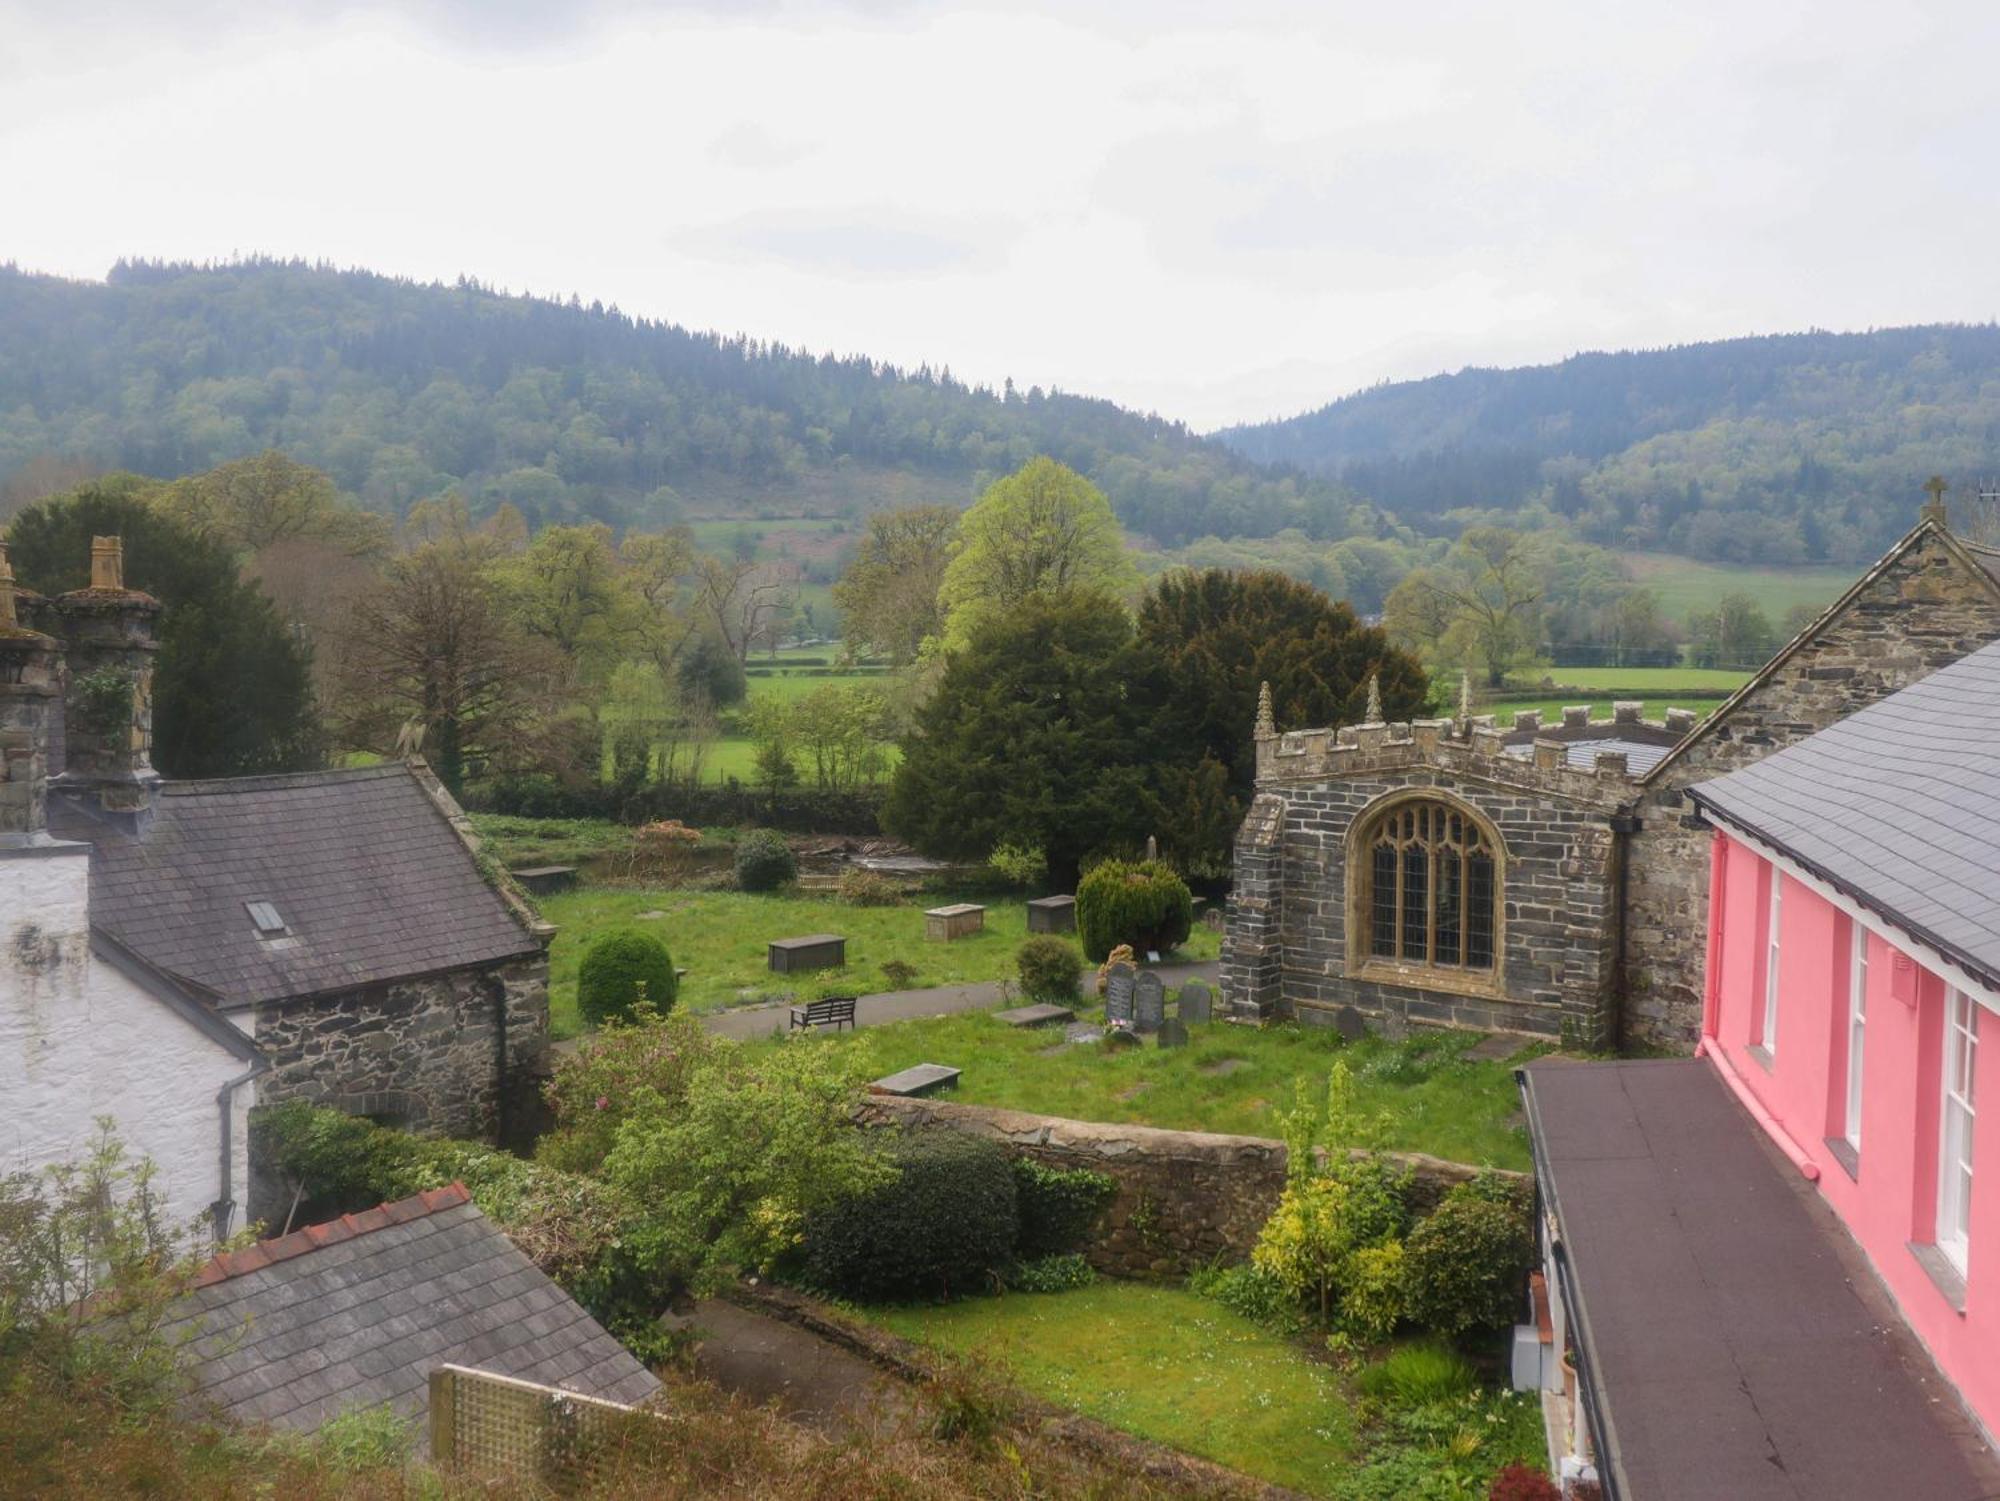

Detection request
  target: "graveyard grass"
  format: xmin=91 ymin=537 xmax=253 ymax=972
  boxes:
xmin=535 ymin=886 xmax=1223 ymax=1038
xmin=747 ymin=1008 xmax=1538 ymax=1168
xmin=872 ymin=1281 xmax=1354 ymax=1496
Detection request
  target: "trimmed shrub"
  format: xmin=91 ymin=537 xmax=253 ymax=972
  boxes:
xmin=1402 ymin=1176 xmax=1535 ymax=1336
xmin=576 ymin=929 xmax=677 ymax=1028
xmin=1015 ymin=936 xmax=1084 ymax=1007
xmin=1074 ymin=859 xmax=1193 ymax=961
xmin=838 ymin=869 xmax=903 ymax=906
xmin=1007 ymin=1252 xmax=1096 ymax=1293
xmin=1339 ymin=1239 xmax=1407 ymax=1346
xmin=734 ymin=828 xmax=797 ymax=891
xmin=1355 ymin=1339 xmax=1479 ymax=1408
xmin=1489 ymin=1462 xmax=1563 ymax=1501
xmin=1012 ymin=1158 xmax=1116 ymax=1257
xmin=803 ymin=1132 xmax=1019 ymax=1300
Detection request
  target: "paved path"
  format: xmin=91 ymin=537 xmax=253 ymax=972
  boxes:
xmin=702 ymin=958 xmax=1221 ymax=1041
xmin=664 ymin=1298 xmax=906 ymax=1432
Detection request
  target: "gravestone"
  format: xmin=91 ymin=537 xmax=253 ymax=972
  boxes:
xmin=1133 ymin=971 xmax=1166 ymax=1033
xmin=1334 ymin=1005 xmax=1368 ymax=1041
xmin=1157 ymin=1017 xmax=1190 ymax=1049
xmin=1063 ymin=1022 xmax=1105 ymax=1046
xmin=1104 ymin=1028 xmax=1141 ymax=1052
xmin=1104 ymin=961 xmax=1136 ymax=1024
xmin=1026 ymin=895 xmax=1077 ymax=934
xmin=1178 ymin=979 xmax=1213 ymax=1026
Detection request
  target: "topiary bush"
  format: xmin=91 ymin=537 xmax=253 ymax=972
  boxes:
xmin=1015 ymin=936 xmax=1084 ymax=1006
xmin=1012 ymin=1158 xmax=1115 ymax=1257
xmin=1402 ymin=1175 xmax=1535 ymax=1336
xmin=576 ymin=929 xmax=678 ymax=1027
xmin=734 ymin=828 xmax=797 ymax=892
xmin=1074 ymin=859 xmax=1193 ymax=961
xmin=803 ymin=1131 xmax=1019 ymax=1300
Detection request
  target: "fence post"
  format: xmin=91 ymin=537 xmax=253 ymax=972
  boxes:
xmin=430 ymin=1366 xmax=456 ymax=1466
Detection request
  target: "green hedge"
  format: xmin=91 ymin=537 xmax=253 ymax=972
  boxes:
xmin=577 ymin=929 xmax=677 ymax=1027
xmin=803 ymin=1132 xmax=1018 ymax=1300
xmin=1075 ymin=859 xmax=1194 ymax=961
xmin=1012 ymin=1158 xmax=1116 ymax=1258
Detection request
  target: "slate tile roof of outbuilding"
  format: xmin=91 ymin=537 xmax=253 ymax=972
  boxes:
xmin=1688 ymin=635 xmax=2000 ymax=990
xmin=49 ymin=763 xmax=542 ymax=1006
xmin=162 ymin=1184 xmax=659 ymax=1433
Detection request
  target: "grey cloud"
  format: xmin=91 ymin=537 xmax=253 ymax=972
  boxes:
xmin=671 ymin=211 xmax=1009 ymax=279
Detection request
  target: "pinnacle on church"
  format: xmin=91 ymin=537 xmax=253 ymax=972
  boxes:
xmin=0 ymin=544 xmax=15 ymax=628
xmin=1458 ymin=671 xmax=1473 ymax=722
xmin=1364 ymin=673 xmax=1382 ymax=723
xmin=1254 ymin=680 xmax=1276 ymax=739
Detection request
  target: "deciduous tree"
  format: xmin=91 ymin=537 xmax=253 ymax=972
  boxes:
xmin=832 ymin=503 xmax=958 ymax=663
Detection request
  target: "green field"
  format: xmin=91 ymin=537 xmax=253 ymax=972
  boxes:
xmin=1620 ymin=551 xmax=1852 ymax=624
xmin=1541 ymin=666 xmax=1751 ymax=691
xmin=751 ymin=1006 xmax=1537 ymax=1167
xmin=537 ymin=887 xmax=1222 ymax=1037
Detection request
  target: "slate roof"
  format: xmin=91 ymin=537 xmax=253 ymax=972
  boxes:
xmin=1522 ymin=1060 xmax=2000 ymax=1500
xmin=161 ymin=1184 xmax=660 ymax=1433
xmin=1688 ymin=636 xmax=2000 ymax=992
xmin=1504 ymin=735 xmax=1676 ymax=775
xmin=50 ymin=763 xmax=543 ymax=1006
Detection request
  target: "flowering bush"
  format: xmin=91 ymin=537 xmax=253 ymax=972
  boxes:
xmin=539 ymin=1006 xmax=717 ymax=1175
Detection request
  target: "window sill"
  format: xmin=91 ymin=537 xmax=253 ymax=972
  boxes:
xmin=1747 ymin=1044 xmax=1775 ymax=1074
xmin=1909 ymin=1242 xmax=1969 ymax=1315
xmin=1347 ymin=960 xmax=1506 ymax=1003
xmin=1822 ymin=1137 xmax=1859 ymax=1182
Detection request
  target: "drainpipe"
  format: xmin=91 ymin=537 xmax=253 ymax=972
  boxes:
xmin=210 ymin=1058 xmax=268 ymax=1244
xmin=1608 ymin=811 xmax=1639 ymax=1053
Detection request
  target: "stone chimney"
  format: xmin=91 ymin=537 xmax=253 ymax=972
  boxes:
xmin=50 ymin=536 xmax=162 ymax=831
xmin=0 ymin=544 xmax=63 ymax=845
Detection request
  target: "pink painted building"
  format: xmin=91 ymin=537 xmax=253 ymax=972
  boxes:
xmin=1689 ymin=636 xmax=2000 ymax=1445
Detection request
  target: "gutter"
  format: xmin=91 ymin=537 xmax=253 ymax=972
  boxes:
xmin=210 ymin=1057 xmax=269 ymax=1244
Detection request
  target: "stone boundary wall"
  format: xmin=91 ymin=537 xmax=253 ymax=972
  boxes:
xmin=857 ymin=1096 xmax=1521 ymax=1279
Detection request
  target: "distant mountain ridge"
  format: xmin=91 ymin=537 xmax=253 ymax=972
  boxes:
xmin=0 ymin=259 xmax=1360 ymax=545
xmin=1218 ymin=324 xmax=2000 ymax=564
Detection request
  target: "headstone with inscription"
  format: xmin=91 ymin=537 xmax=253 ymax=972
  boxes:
xmin=1133 ymin=970 xmax=1166 ymax=1033
xmin=1104 ymin=961 xmax=1136 ymax=1024
xmin=1177 ymin=979 xmax=1212 ymax=1026
xmin=1334 ymin=1005 xmax=1368 ymax=1041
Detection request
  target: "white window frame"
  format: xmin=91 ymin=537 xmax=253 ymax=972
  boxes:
xmin=1845 ymin=926 xmax=1867 ymax=1150
xmin=1938 ymin=989 xmax=1979 ymax=1277
xmin=1762 ymin=873 xmax=1783 ymax=1054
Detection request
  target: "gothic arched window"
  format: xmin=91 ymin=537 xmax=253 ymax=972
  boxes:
xmin=1356 ymin=798 xmax=1499 ymax=976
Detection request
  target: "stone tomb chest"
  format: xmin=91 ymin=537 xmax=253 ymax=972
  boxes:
xmin=768 ymin=934 xmax=847 ymax=974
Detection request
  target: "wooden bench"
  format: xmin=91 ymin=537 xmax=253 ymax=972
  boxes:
xmin=768 ymin=934 xmax=847 ymax=973
xmin=790 ymin=995 xmax=858 ymax=1032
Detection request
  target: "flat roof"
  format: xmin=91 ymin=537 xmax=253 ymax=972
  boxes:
xmin=1521 ymin=1059 xmax=2000 ymax=1501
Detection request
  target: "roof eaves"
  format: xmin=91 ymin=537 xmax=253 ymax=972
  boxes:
xmin=1641 ymin=518 xmax=2000 ymax=787
xmin=398 ymin=757 xmax=556 ymax=945
xmin=1688 ymin=788 xmax=2000 ymax=998
xmin=88 ymin=929 xmax=263 ymax=1062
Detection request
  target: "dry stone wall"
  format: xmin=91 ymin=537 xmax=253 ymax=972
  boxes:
xmin=251 ymin=955 xmax=550 ymax=1145
xmin=859 ymin=1096 xmax=1515 ymax=1278
xmin=1622 ymin=525 xmax=2000 ymax=1050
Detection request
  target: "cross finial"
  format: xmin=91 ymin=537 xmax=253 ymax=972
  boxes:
xmin=1458 ymin=670 xmax=1473 ymax=723
xmin=1364 ymin=672 xmax=1382 ymax=724
xmin=1254 ymin=680 xmax=1276 ymax=740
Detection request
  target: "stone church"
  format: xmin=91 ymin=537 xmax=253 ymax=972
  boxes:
xmin=1222 ymin=490 xmax=2000 ymax=1052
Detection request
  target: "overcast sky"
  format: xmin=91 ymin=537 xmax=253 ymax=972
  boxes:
xmin=4 ymin=1 xmax=1997 ymax=430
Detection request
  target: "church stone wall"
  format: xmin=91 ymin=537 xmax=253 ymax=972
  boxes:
xmin=1621 ymin=526 xmax=2000 ymax=1051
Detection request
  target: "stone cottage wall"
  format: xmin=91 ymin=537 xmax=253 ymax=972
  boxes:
xmin=1621 ymin=525 xmax=2000 ymax=1051
xmin=859 ymin=1096 xmax=1514 ymax=1279
xmin=251 ymin=953 xmax=550 ymax=1145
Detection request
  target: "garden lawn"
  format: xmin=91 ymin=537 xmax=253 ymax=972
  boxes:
xmin=1543 ymin=665 xmax=1750 ymax=692
xmin=871 ymin=1282 xmax=1353 ymax=1496
xmin=538 ymin=888 xmax=1221 ymax=1038
xmin=749 ymin=1009 xmax=1536 ymax=1168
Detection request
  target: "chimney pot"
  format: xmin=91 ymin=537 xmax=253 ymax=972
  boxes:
xmin=90 ymin=535 xmax=125 ymax=591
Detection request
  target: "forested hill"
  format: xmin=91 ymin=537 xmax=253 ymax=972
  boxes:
xmin=1218 ymin=325 xmax=2000 ymax=565
xmin=0 ymin=259 xmax=1361 ymax=545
